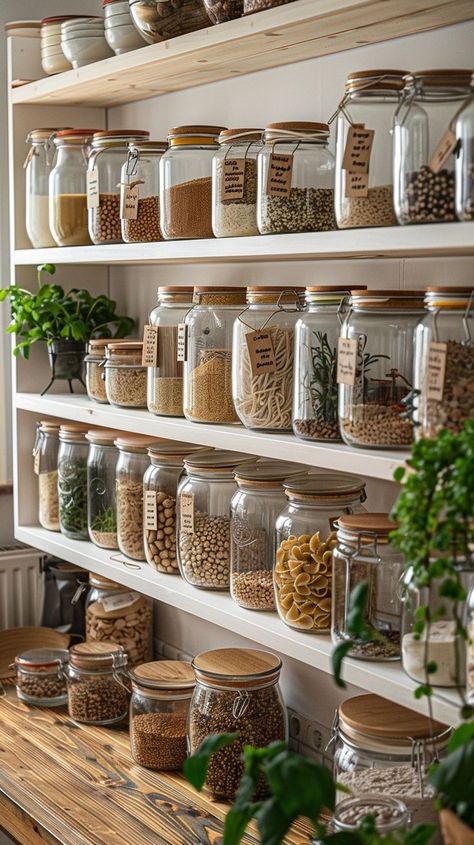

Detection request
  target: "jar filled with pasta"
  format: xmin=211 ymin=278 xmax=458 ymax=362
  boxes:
xmin=115 ymin=434 xmax=163 ymax=561
xmin=49 ymin=128 xmax=97 ymax=246
xmin=146 ymin=286 xmax=193 ymax=417
xmin=85 ymin=573 xmax=152 ymax=667
xmin=121 ymin=140 xmax=167 ymax=243
xmin=212 ymin=128 xmax=262 ymax=238
xmin=33 ymin=420 xmax=61 ymax=532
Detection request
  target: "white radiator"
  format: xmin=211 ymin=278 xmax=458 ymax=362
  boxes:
xmin=0 ymin=545 xmax=45 ymax=629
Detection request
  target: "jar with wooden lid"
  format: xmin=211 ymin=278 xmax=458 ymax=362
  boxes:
xmin=189 ymin=648 xmax=287 ymax=799
xmin=176 ymin=449 xmax=252 ymax=590
xmin=275 ymin=474 xmax=367 ymax=634
xmin=24 ymin=127 xmax=59 ymax=248
xmin=332 ymin=796 xmax=410 ymax=835
xmin=85 ymin=338 xmax=109 ymax=404
xmin=67 ymin=641 xmax=129 ymax=725
xmin=331 ymin=513 xmax=403 ymax=660
xmin=159 ymin=125 xmax=226 ymax=240
xmin=33 ymin=420 xmax=60 ymax=531
xmin=115 ymin=434 xmax=163 ymax=561
xmin=455 ymin=73 xmax=474 ymax=221
xmin=15 ymin=647 xmax=69 ymax=707
xmin=334 ymin=70 xmax=406 ymax=229
xmin=86 ymin=429 xmax=121 ymax=550
xmin=232 ymin=286 xmax=305 ymax=431
xmin=121 ymin=141 xmax=167 ymax=243
xmin=212 ymin=129 xmax=262 ymax=237
xmin=183 ymin=287 xmax=246 ymax=424
xmin=104 ymin=341 xmax=147 ymax=408
xmin=85 ymin=573 xmax=152 ymax=666
xmin=128 ymin=0 xmax=210 ymax=45
xmin=49 ymin=129 xmax=98 ymax=246
xmin=129 ymin=660 xmax=195 ymax=770
xmin=146 ymin=286 xmax=193 ymax=417
xmin=338 ymin=289 xmax=424 ymax=449
xmin=58 ymin=423 xmax=90 ymax=540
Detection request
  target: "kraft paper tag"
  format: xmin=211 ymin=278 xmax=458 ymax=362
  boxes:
xmin=246 ymin=330 xmax=278 ymax=377
xmin=102 ymin=592 xmax=139 ymax=612
xmin=342 ymin=125 xmax=374 ymax=174
xmin=33 ymin=451 xmax=40 ymax=475
xmin=177 ymin=323 xmax=187 ymax=362
xmin=144 ymin=490 xmax=158 ymax=530
xmin=180 ymin=493 xmax=194 ymax=534
xmin=121 ymin=184 xmax=139 ymax=219
xmin=337 ymin=337 xmax=358 ymax=386
xmin=142 ymin=325 xmax=159 ymax=367
xmin=87 ymin=168 xmax=99 ymax=209
xmin=426 ymin=341 xmax=447 ymax=401
xmin=429 ymin=129 xmax=457 ymax=174
xmin=221 ymin=159 xmax=245 ymax=200
xmin=266 ymin=153 xmax=293 ymax=198
xmin=345 ymin=172 xmax=369 ymax=198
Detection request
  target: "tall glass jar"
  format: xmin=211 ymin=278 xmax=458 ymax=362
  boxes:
xmin=413 ymin=287 xmax=474 ymax=439
xmin=189 ymin=648 xmax=287 ymax=799
xmin=87 ymin=129 xmax=149 ymax=244
xmin=455 ymin=74 xmax=474 ymax=221
xmin=67 ymin=641 xmax=129 ymax=725
xmin=257 ymin=122 xmax=336 ymax=234
xmin=25 ymin=128 xmax=58 ymax=248
xmin=49 ymin=129 xmax=97 ymax=246
xmin=33 ymin=420 xmax=60 ymax=531
xmin=104 ymin=341 xmax=147 ymax=409
xmin=212 ymin=129 xmax=262 ymax=238
xmin=121 ymin=141 xmax=167 ymax=243
xmin=86 ymin=428 xmax=120 ymax=550
xmin=232 ymin=286 xmax=305 ymax=432
xmin=393 ymin=70 xmax=473 ymax=225
xmin=160 ymin=125 xmax=225 ymax=240
xmin=334 ymin=70 xmax=406 ymax=229
xmin=58 ymin=423 xmax=89 ymax=540
xmin=183 ymin=286 xmax=246 ymax=424
xmin=129 ymin=660 xmax=195 ymax=770
xmin=275 ymin=474 xmax=367 ymax=634
xmin=332 ymin=513 xmax=403 ymax=660
xmin=146 ymin=286 xmax=193 ymax=417
xmin=176 ymin=449 xmax=251 ymax=589
xmin=85 ymin=573 xmax=152 ymax=666
xmin=338 ymin=290 xmax=424 ymax=449
xmin=115 ymin=434 xmax=162 ymax=561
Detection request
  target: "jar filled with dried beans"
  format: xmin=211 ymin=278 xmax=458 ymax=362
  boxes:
xmin=104 ymin=341 xmax=147 ymax=408
xmin=121 ymin=140 xmax=167 ymax=243
xmin=67 ymin=641 xmax=129 ymax=725
xmin=212 ymin=129 xmax=262 ymax=237
xmin=86 ymin=428 xmax=120 ymax=550
xmin=49 ymin=128 xmax=97 ymax=247
xmin=146 ymin=286 xmax=193 ymax=417
xmin=115 ymin=434 xmax=163 ymax=561
xmin=85 ymin=573 xmax=152 ymax=667
xmin=33 ymin=419 xmax=61 ymax=531
xmin=15 ymin=647 xmax=69 ymax=707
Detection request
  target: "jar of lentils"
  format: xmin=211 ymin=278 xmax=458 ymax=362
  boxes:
xmin=105 ymin=341 xmax=147 ymax=408
xmin=67 ymin=641 xmax=129 ymax=725
xmin=58 ymin=423 xmax=89 ymax=540
xmin=86 ymin=428 xmax=120 ymax=550
xmin=85 ymin=573 xmax=152 ymax=667
xmin=34 ymin=419 xmax=60 ymax=531
xmin=212 ymin=128 xmax=262 ymax=237
xmin=116 ymin=434 xmax=162 ymax=561
xmin=15 ymin=647 xmax=68 ymax=707
xmin=121 ymin=140 xmax=167 ymax=243
xmin=146 ymin=286 xmax=193 ymax=417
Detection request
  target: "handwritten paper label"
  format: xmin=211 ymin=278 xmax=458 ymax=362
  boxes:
xmin=142 ymin=325 xmax=159 ymax=367
xmin=345 ymin=172 xmax=369 ymax=198
xmin=33 ymin=450 xmax=40 ymax=475
xmin=221 ymin=159 xmax=245 ymax=200
xmin=429 ymin=129 xmax=457 ymax=174
xmin=180 ymin=492 xmax=194 ymax=534
xmin=144 ymin=490 xmax=158 ymax=530
xmin=246 ymin=330 xmax=278 ymax=377
xmin=87 ymin=168 xmax=99 ymax=209
xmin=177 ymin=323 xmax=187 ymax=362
xmin=342 ymin=125 xmax=374 ymax=174
xmin=121 ymin=184 xmax=139 ymax=219
xmin=426 ymin=341 xmax=447 ymax=401
xmin=266 ymin=153 xmax=293 ymax=198
xmin=337 ymin=337 xmax=358 ymax=386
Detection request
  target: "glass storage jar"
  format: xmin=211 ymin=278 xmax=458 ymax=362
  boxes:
xmin=183 ymin=286 xmax=246 ymax=424
xmin=332 ymin=796 xmax=410 ymax=835
xmin=338 ymin=289 xmax=424 ymax=449
xmin=455 ymin=73 xmax=474 ymax=221
xmin=203 ymin=0 xmax=243 ymax=23
xmin=121 ymin=140 xmax=167 ymax=243
xmin=85 ymin=338 xmax=109 ymax=404
xmin=58 ymin=423 xmax=90 ymax=540
xmin=177 ymin=449 xmax=251 ymax=589
xmin=33 ymin=419 xmax=60 ymax=531
xmin=413 ymin=286 xmax=474 ymax=439
xmin=129 ymin=660 xmax=195 ymax=770
xmin=334 ymin=70 xmax=406 ymax=229
xmin=232 ymin=286 xmax=305 ymax=432
xmin=146 ymin=286 xmax=193 ymax=417
xmin=189 ymin=648 xmax=287 ymax=799
xmin=86 ymin=428 xmax=120 ymax=550
xmin=160 ymin=125 xmax=225 ymax=240
xmin=105 ymin=341 xmax=147 ymax=408
xmin=275 ymin=474 xmax=367 ymax=634
xmin=257 ymin=122 xmax=336 ymax=234
xmin=129 ymin=0 xmax=210 ymax=44
xmin=467 ymin=583 xmax=474 ymax=705
xmin=212 ymin=129 xmax=262 ymax=237
xmin=49 ymin=128 xmax=97 ymax=246
xmin=85 ymin=573 xmax=152 ymax=666
xmin=393 ymin=69 xmax=473 ymax=225
xmin=15 ymin=647 xmax=68 ymax=707
xmin=115 ymin=434 xmax=162 ymax=561
xmin=87 ymin=129 xmax=149 ymax=244
xmin=67 ymin=641 xmax=129 ymax=725
xmin=25 ymin=128 xmax=58 ymax=248
xmin=332 ymin=513 xmax=403 ymax=660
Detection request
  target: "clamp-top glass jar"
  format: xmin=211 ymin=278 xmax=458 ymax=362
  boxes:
xmin=85 ymin=338 xmax=109 ymax=404
xmin=212 ymin=128 xmax=262 ymax=238
xmin=67 ymin=641 xmax=129 ymax=725
xmin=115 ymin=434 xmax=162 ymax=561
xmin=455 ymin=73 xmax=474 ymax=221
xmin=33 ymin=420 xmax=60 ymax=531
xmin=105 ymin=341 xmax=147 ymax=408
xmin=25 ymin=128 xmax=58 ymax=248
xmin=15 ymin=647 xmax=69 ymax=707
xmin=121 ymin=140 xmax=167 ymax=243
xmin=85 ymin=573 xmax=152 ymax=666
xmin=49 ymin=128 xmax=97 ymax=246
xmin=147 ymin=286 xmax=193 ymax=417
xmin=86 ymin=428 xmax=120 ymax=550
xmin=58 ymin=423 xmax=89 ymax=540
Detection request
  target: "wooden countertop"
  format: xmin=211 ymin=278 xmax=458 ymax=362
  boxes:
xmin=0 ymin=689 xmax=313 ymax=845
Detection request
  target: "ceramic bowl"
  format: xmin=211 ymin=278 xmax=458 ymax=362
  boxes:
xmin=5 ymin=20 xmax=41 ymax=38
xmin=41 ymin=34 xmax=63 ymax=47
xmin=104 ymin=1 xmax=131 ymax=15
xmin=41 ymin=51 xmax=73 ymax=75
xmin=105 ymin=21 xmax=146 ymax=53
xmin=61 ymin=35 xmax=114 ymax=68
xmin=104 ymin=12 xmax=134 ymax=26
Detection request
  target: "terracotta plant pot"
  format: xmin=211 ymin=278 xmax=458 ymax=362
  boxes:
xmin=440 ymin=809 xmax=474 ymax=845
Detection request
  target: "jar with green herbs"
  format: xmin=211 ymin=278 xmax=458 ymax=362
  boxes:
xmin=146 ymin=286 xmax=193 ymax=417
xmin=86 ymin=428 xmax=120 ymax=550
xmin=212 ymin=129 xmax=262 ymax=238
xmin=33 ymin=419 xmax=61 ymax=531
xmin=116 ymin=434 xmax=163 ymax=561
xmin=58 ymin=423 xmax=90 ymax=540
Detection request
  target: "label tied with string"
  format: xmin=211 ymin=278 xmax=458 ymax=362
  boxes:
xmin=180 ymin=493 xmax=194 ymax=534
xmin=266 ymin=153 xmax=293 ymax=198
xmin=221 ymin=159 xmax=246 ymax=200
xmin=87 ymin=168 xmax=99 ymax=209
xmin=142 ymin=325 xmax=159 ymax=367
xmin=426 ymin=341 xmax=447 ymax=401
xmin=120 ymin=180 xmax=143 ymax=220
xmin=337 ymin=337 xmax=357 ymax=386
xmin=342 ymin=124 xmax=374 ymax=198
xmin=246 ymin=329 xmax=277 ymax=377
xmin=429 ymin=129 xmax=457 ymax=174
xmin=144 ymin=490 xmax=158 ymax=530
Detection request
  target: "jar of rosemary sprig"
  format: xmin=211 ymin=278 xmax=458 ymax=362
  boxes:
xmin=86 ymin=429 xmax=121 ymax=550
xmin=58 ymin=424 xmax=90 ymax=540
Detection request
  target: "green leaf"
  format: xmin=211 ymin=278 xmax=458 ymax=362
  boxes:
xmin=255 ymin=797 xmax=293 ymax=845
xmin=183 ymin=733 xmax=239 ymax=791
xmin=393 ymin=466 xmax=406 ymax=483
xmin=223 ymin=800 xmax=259 ymax=845
xmin=38 ymin=263 xmax=55 ymax=275
xmin=264 ymin=751 xmax=335 ymax=821
xmin=447 ymin=722 xmax=474 ymax=753
xmin=429 ymin=735 xmax=474 ymax=805
xmin=331 ymin=641 xmax=353 ymax=689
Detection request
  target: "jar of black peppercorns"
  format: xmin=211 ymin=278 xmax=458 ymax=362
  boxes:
xmin=15 ymin=648 xmax=69 ymax=707
xmin=67 ymin=641 xmax=129 ymax=725
xmin=188 ymin=648 xmax=287 ymax=799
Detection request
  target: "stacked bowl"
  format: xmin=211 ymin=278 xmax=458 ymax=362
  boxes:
xmin=104 ymin=0 xmax=145 ymax=54
xmin=60 ymin=17 xmax=114 ymax=69
xmin=41 ymin=16 xmax=81 ymax=75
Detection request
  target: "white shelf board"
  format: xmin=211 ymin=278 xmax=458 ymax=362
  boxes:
xmin=16 ymin=393 xmax=406 ymax=481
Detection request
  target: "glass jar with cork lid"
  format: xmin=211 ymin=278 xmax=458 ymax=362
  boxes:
xmin=49 ymin=129 xmax=97 ymax=246
xmin=85 ymin=338 xmax=109 ymax=404
xmin=33 ymin=419 xmax=61 ymax=531
xmin=24 ymin=128 xmax=59 ymax=248
xmin=58 ymin=423 xmax=90 ymax=540
xmin=67 ymin=641 xmax=129 ymax=725
xmin=212 ymin=129 xmax=262 ymax=238
xmin=115 ymin=434 xmax=163 ymax=561
xmin=85 ymin=573 xmax=152 ymax=666
xmin=86 ymin=428 xmax=120 ymax=550
xmin=146 ymin=286 xmax=193 ymax=417
xmin=104 ymin=341 xmax=147 ymax=408
xmin=121 ymin=140 xmax=167 ymax=243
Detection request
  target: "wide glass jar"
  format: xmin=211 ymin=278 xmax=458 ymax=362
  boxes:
xmin=455 ymin=74 xmax=474 ymax=221
xmin=275 ymin=474 xmax=367 ymax=634
xmin=338 ymin=289 xmax=424 ymax=449
xmin=413 ymin=287 xmax=474 ymax=439
xmin=189 ymin=648 xmax=287 ymax=799
xmin=86 ymin=428 xmax=119 ymax=550
xmin=49 ymin=129 xmax=96 ymax=246
xmin=183 ymin=286 xmax=246 ymax=424
xmin=128 ymin=0 xmax=210 ymax=44
xmin=257 ymin=122 xmax=336 ymax=234
xmin=15 ymin=647 xmax=68 ymax=707
xmin=393 ymin=70 xmax=473 ymax=225
xmin=332 ymin=513 xmax=403 ymax=660
xmin=129 ymin=660 xmax=195 ymax=770
xmin=176 ymin=449 xmax=251 ymax=589
xmin=25 ymin=128 xmax=58 ymax=248
xmin=85 ymin=573 xmax=152 ymax=667
xmin=146 ymin=286 xmax=193 ymax=417
xmin=105 ymin=341 xmax=147 ymax=408
xmin=232 ymin=286 xmax=305 ymax=432
xmin=121 ymin=140 xmax=167 ymax=243
xmin=334 ymin=70 xmax=406 ymax=229
xmin=332 ymin=796 xmax=410 ymax=835
xmin=85 ymin=338 xmax=109 ymax=404
xmin=115 ymin=434 xmax=162 ymax=561
xmin=212 ymin=129 xmax=262 ymax=238
xmin=160 ymin=125 xmax=225 ymax=240
xmin=87 ymin=129 xmax=149 ymax=244
xmin=58 ymin=423 xmax=89 ymax=540
xmin=33 ymin=420 xmax=60 ymax=531
xmin=67 ymin=641 xmax=129 ymax=725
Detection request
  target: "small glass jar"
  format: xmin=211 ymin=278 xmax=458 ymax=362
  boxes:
xmin=394 ymin=69 xmax=473 ymax=225
xmin=413 ymin=286 xmax=474 ymax=439
xmin=183 ymin=286 xmax=246 ymax=424
xmin=121 ymin=141 xmax=167 ymax=243
xmin=455 ymin=74 xmax=474 ymax=221
xmin=87 ymin=129 xmax=149 ymax=245
xmin=275 ymin=474 xmax=367 ymax=634
xmin=257 ymin=122 xmax=336 ymax=234
xmin=332 ymin=796 xmax=410 ymax=835
xmin=189 ymin=648 xmax=287 ymax=799
xmin=332 ymin=513 xmax=403 ymax=660
xmin=334 ymin=70 xmax=406 ymax=229
xmin=147 ymin=286 xmax=193 ymax=417
xmin=160 ymin=125 xmax=225 ymax=240
xmin=15 ymin=647 xmax=68 ymax=707
xmin=116 ymin=434 xmax=162 ymax=561
xmin=105 ymin=341 xmax=147 ymax=408
xmin=25 ymin=128 xmax=58 ymax=248
xmin=85 ymin=573 xmax=152 ymax=667
xmin=67 ymin=641 xmax=129 ymax=725
xmin=129 ymin=660 xmax=195 ymax=770
xmin=58 ymin=423 xmax=89 ymax=540
xmin=177 ymin=449 xmax=251 ymax=589
xmin=212 ymin=129 xmax=262 ymax=238
xmin=49 ymin=128 xmax=97 ymax=247
xmin=338 ymin=289 xmax=425 ymax=449
xmin=232 ymin=286 xmax=305 ymax=432
xmin=86 ymin=428 xmax=120 ymax=550
xmin=85 ymin=338 xmax=109 ymax=404
xmin=33 ymin=420 xmax=60 ymax=531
